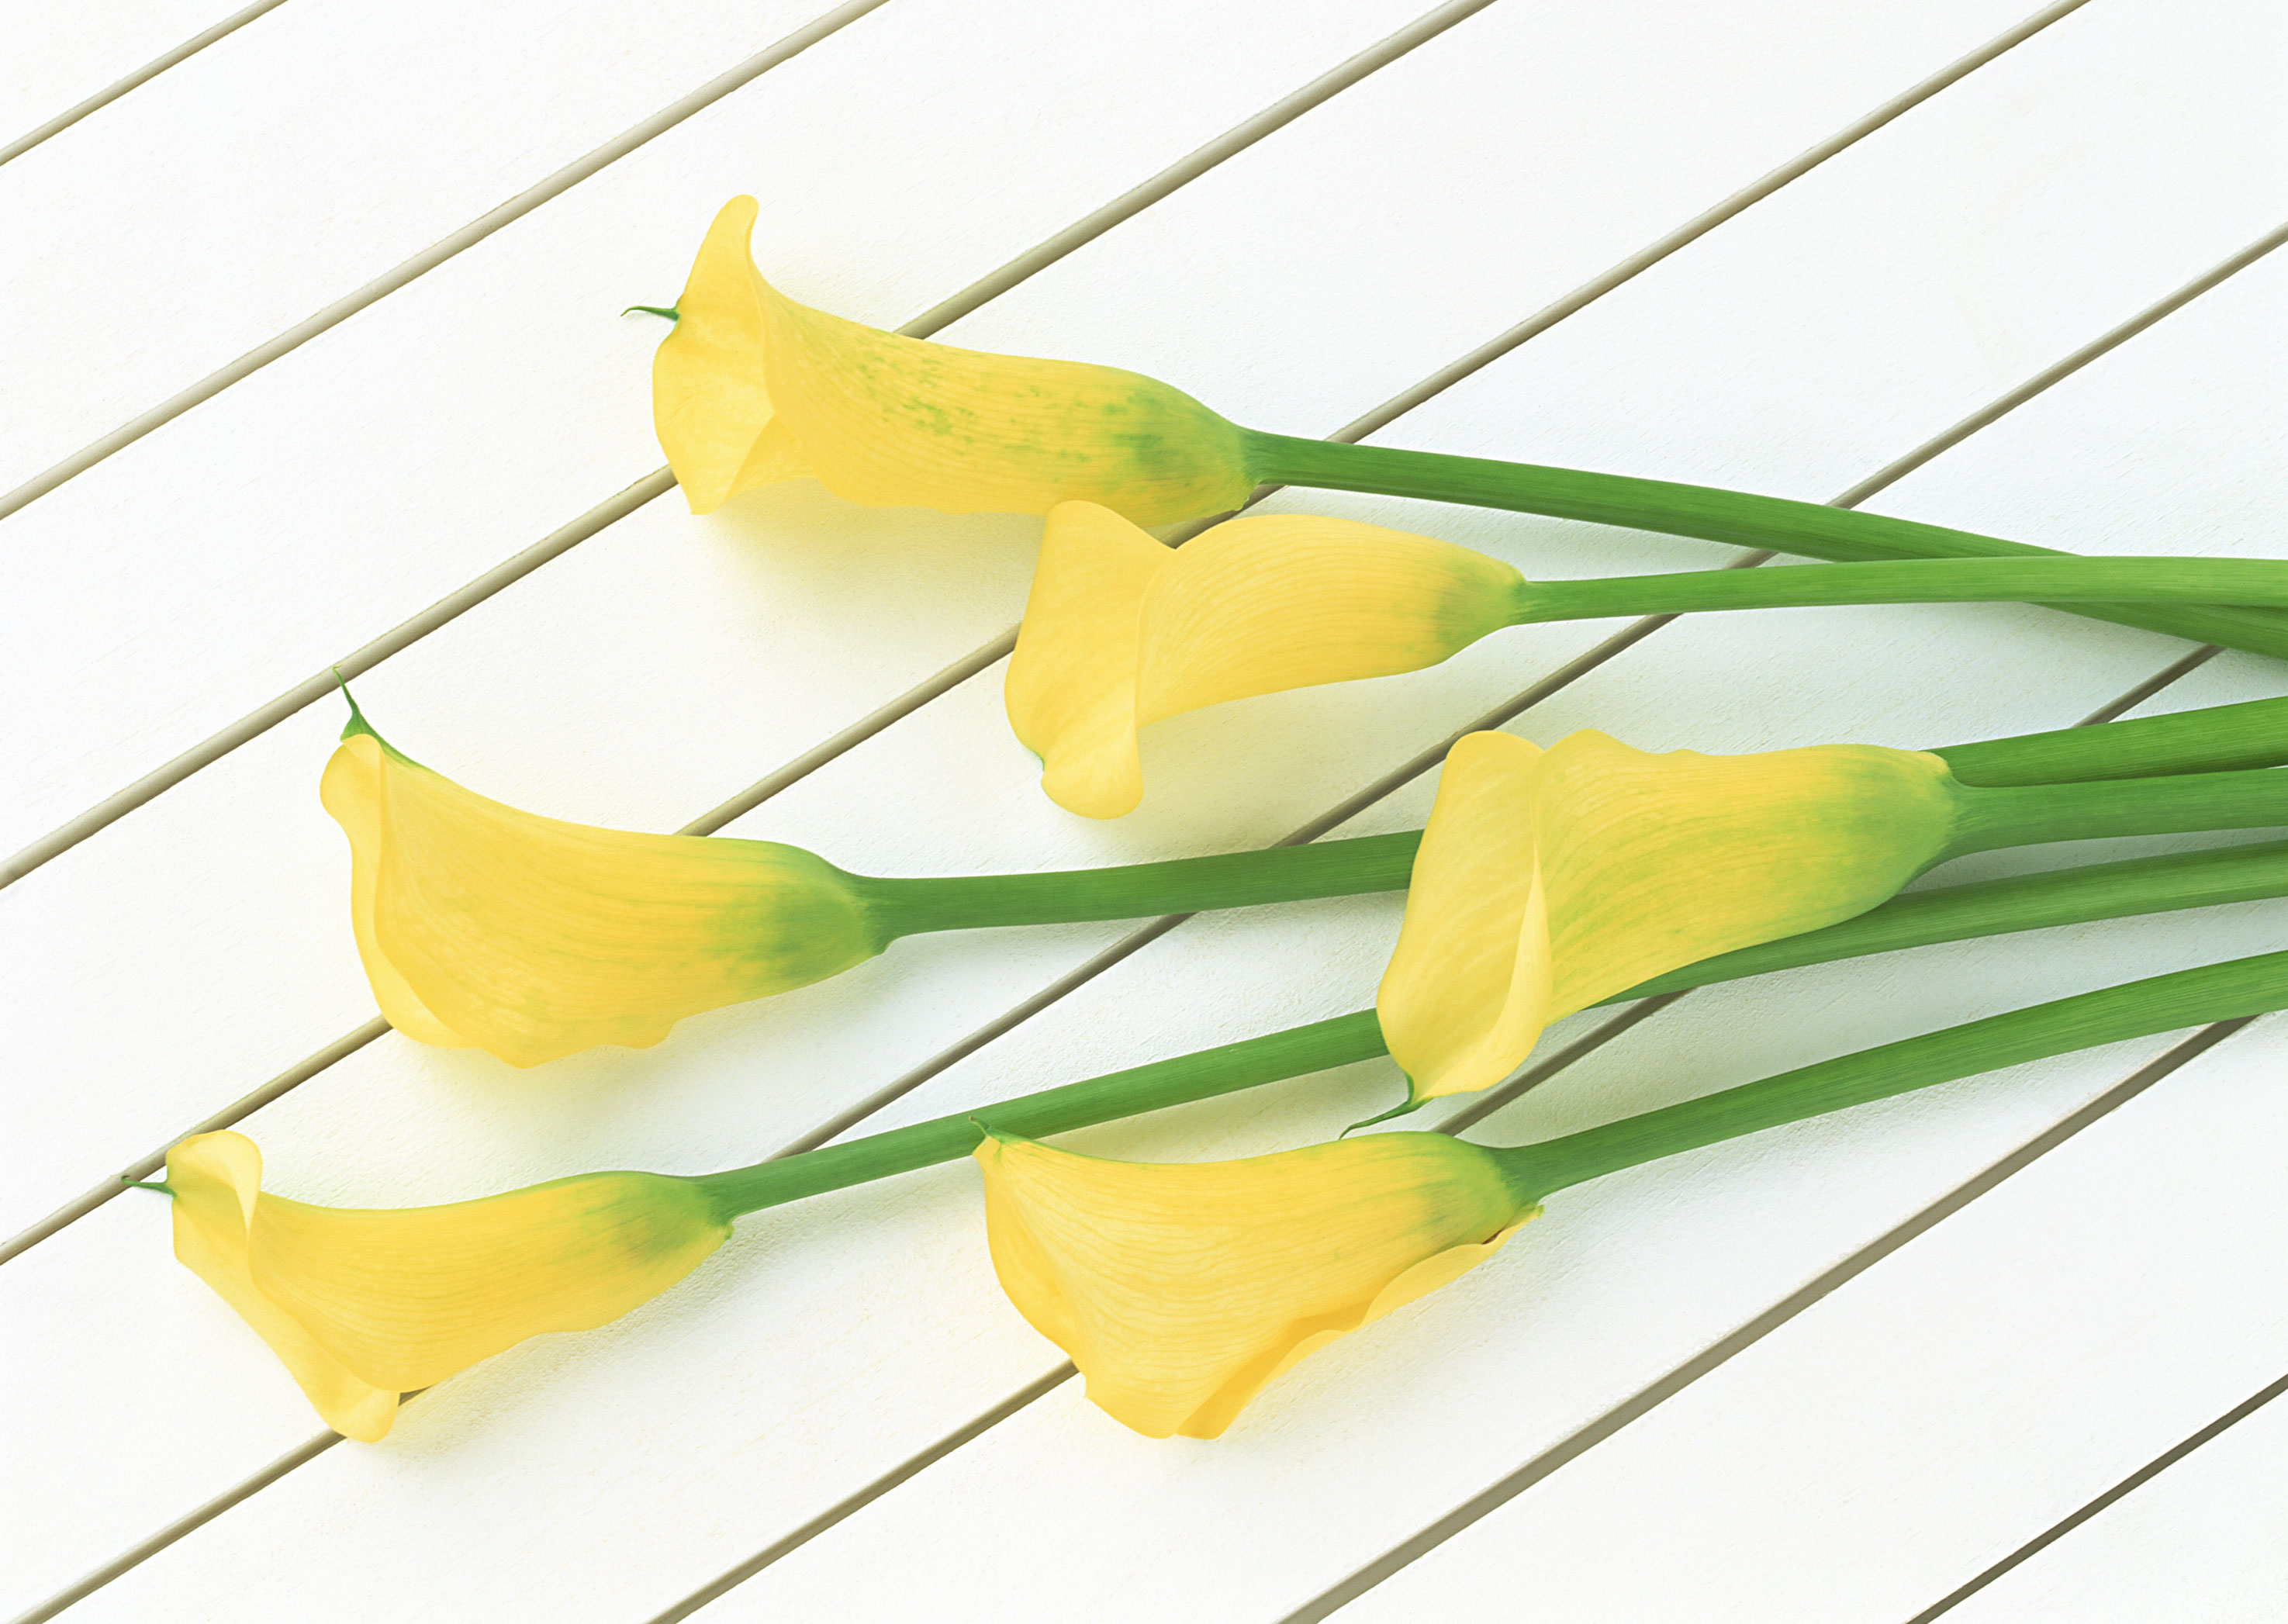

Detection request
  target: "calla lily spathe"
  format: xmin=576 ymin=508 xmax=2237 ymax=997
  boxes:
xmin=976 ymin=1132 xmax=1536 ymax=1439
xmin=164 ymin=1132 xmax=729 ymax=1441
xmin=320 ymin=715 xmax=882 ymax=1067
xmin=1007 ymin=501 xmax=1523 ymax=817
xmin=1377 ymin=729 xmax=1958 ymax=1107
xmin=653 ymin=197 xmax=1254 ymax=521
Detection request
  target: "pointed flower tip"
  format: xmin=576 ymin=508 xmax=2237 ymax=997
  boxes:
xmin=623 ymin=304 xmax=680 ymax=322
xmin=1342 ymin=1097 xmax=1423 ymax=1136
xmin=331 ymin=670 xmax=376 ymax=743
xmin=124 ymin=1178 xmax=175 ymax=1196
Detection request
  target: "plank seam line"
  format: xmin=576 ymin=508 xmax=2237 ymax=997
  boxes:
xmin=0 ymin=0 xmax=1519 ymax=1272
xmin=515 ymin=225 xmax=2288 ymax=1624
xmin=1275 ymin=1016 xmax=2271 ymax=1624
xmin=0 ymin=0 xmax=1507 ymax=892
xmin=0 ymin=0 xmax=296 ymax=169
xmin=1902 ymin=1367 xmax=2288 ymax=1622
xmin=5 ymin=152 xmax=2268 ymax=1284
xmin=6 ymin=1429 xmax=343 ymax=1624
xmin=15 ymin=195 xmax=2265 ymax=1622
xmin=603 ymin=219 xmax=2288 ymax=1616
xmin=0 ymin=0 xmax=897 ymax=527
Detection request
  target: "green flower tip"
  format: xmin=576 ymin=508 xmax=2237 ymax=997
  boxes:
xmin=123 ymin=1178 xmax=175 ymax=1197
xmin=334 ymin=670 xmax=377 ymax=743
xmin=1342 ymin=1095 xmax=1425 ymax=1136
xmin=623 ymin=304 xmax=680 ymax=323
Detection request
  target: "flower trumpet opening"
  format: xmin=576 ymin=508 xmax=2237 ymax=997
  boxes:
xmin=974 ymin=1132 xmax=1535 ymax=1439
xmin=319 ymin=710 xmax=884 ymax=1067
xmin=1377 ymin=729 xmax=1960 ymax=1106
xmin=653 ymin=197 xmax=1255 ymax=522
xmin=1006 ymin=503 xmax=1526 ymax=817
xmin=164 ymin=1132 xmax=729 ymax=1441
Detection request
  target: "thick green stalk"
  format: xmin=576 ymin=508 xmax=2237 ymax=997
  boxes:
xmin=688 ymin=839 xmax=2288 ymax=1222
xmin=689 ymin=1010 xmax=1388 ymax=1219
xmin=1935 ymin=695 xmax=2288 ymax=786
xmin=841 ymin=714 xmax=2288 ymax=946
xmin=1609 ymin=838 xmax=2288 ymax=1000
xmin=1514 ymin=558 xmax=2288 ymax=652
xmin=1495 ymin=949 xmax=2288 ymax=1202
xmin=855 ymin=830 xmax=1419 ymax=938
xmin=1947 ymin=769 xmax=2288 ymax=858
xmin=1245 ymin=431 xmax=2288 ymax=657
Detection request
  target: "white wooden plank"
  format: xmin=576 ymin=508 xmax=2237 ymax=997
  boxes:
xmin=0 ymin=0 xmax=2069 ymax=862
xmin=0 ymin=1 xmax=2066 ymax=1613
xmin=0 ymin=0 xmax=1448 ymax=1242
xmin=0 ymin=0 xmax=254 ymax=152
xmin=0 ymin=0 xmax=2041 ymax=1239
xmin=0 ymin=0 xmax=844 ymax=492
xmin=1324 ymin=1025 xmax=2288 ymax=1624
xmin=28 ymin=6 xmax=2283 ymax=1616
xmin=1944 ymin=1380 xmax=2288 ymax=1623
xmin=679 ymin=254 xmax=2288 ymax=1624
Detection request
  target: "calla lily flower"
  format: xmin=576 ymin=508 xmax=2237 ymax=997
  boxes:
xmin=975 ymin=1131 xmax=1536 ymax=1439
xmin=1377 ymin=729 xmax=1958 ymax=1107
xmin=1007 ymin=501 xmax=1524 ymax=817
xmin=652 ymin=196 xmax=1254 ymax=520
xmin=162 ymin=1132 xmax=730 ymax=1441
xmin=320 ymin=713 xmax=882 ymax=1068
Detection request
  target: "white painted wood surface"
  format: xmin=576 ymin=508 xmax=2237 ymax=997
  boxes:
xmin=6 ymin=2 xmax=2284 ymax=1619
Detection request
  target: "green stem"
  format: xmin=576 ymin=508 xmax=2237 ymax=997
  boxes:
xmin=1516 ymin=558 xmax=2288 ymax=643
xmin=1495 ymin=948 xmax=2288 ymax=1201
xmin=1246 ymin=431 xmax=2288 ymax=658
xmin=839 ymin=707 xmax=2288 ymax=944
xmin=690 ymin=1009 xmax=1388 ymax=1220
xmin=856 ymin=830 xmax=1420 ymax=938
xmin=688 ymin=838 xmax=2288 ymax=1222
xmin=1948 ymin=769 xmax=2288 ymax=858
xmin=1935 ymin=695 xmax=2288 ymax=786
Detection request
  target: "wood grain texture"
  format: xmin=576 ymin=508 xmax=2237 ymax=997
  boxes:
xmin=1325 ymin=1024 xmax=2288 ymax=1624
xmin=10 ymin=0 xmax=2283 ymax=1619
xmin=0 ymin=0 xmax=252 ymax=150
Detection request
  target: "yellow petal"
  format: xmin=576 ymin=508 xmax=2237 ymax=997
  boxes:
xmin=976 ymin=1132 xmax=1532 ymax=1439
xmin=1375 ymin=731 xmax=1552 ymax=1108
xmin=319 ymin=733 xmax=472 ymax=1049
xmin=1132 ymin=514 xmax=1524 ymax=724
xmin=1536 ymin=731 xmax=1958 ymax=1014
xmin=1004 ymin=502 xmax=1173 ymax=819
xmin=649 ymin=196 xmax=812 ymax=513
xmin=167 ymin=1133 xmax=402 ymax=1442
xmin=1007 ymin=508 xmax=1524 ymax=816
xmin=165 ymin=1133 xmax=728 ymax=1440
xmin=1380 ymin=729 xmax=1961 ymax=1103
xmin=319 ymin=724 xmax=883 ymax=1067
xmin=654 ymin=197 xmax=1255 ymax=523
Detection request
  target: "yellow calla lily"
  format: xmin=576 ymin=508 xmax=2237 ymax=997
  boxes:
xmin=319 ymin=716 xmax=881 ymax=1068
xmin=653 ymin=196 xmax=1254 ymax=520
xmin=163 ymin=1132 xmax=729 ymax=1441
xmin=1007 ymin=501 xmax=1525 ymax=817
xmin=1378 ymin=729 xmax=1959 ymax=1106
xmin=975 ymin=1131 xmax=1536 ymax=1439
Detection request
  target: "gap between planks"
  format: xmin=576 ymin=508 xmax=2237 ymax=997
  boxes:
xmin=632 ymin=213 xmax=2288 ymax=1624
xmin=1901 ymin=1366 xmax=2288 ymax=1622
xmin=0 ymin=0 xmax=296 ymax=168
xmin=28 ymin=133 xmax=2278 ymax=1624
xmin=0 ymin=0 xmax=2097 ymax=891
xmin=1279 ymin=1017 xmax=2273 ymax=1624
xmin=0 ymin=0 xmax=2118 ymax=1267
